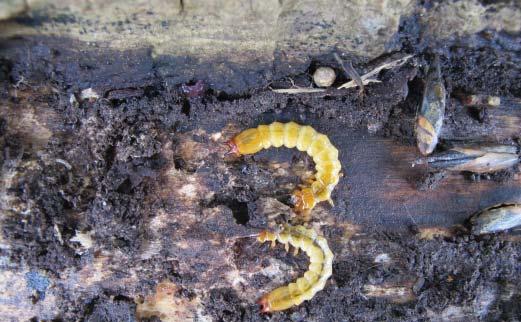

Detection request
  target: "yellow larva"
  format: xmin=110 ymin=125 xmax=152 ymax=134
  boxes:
xmin=227 ymin=122 xmax=341 ymax=214
xmin=256 ymin=225 xmax=334 ymax=313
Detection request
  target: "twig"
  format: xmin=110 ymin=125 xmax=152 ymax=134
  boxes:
xmin=337 ymin=79 xmax=381 ymax=89
xmin=338 ymin=54 xmax=414 ymax=89
xmin=270 ymin=77 xmax=326 ymax=94
xmin=271 ymin=87 xmax=326 ymax=94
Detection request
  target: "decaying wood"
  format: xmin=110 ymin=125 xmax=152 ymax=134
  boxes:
xmin=136 ymin=281 xmax=208 ymax=322
xmin=1 ymin=1 xmax=521 ymax=319
xmin=1 ymin=65 xmax=521 ymax=320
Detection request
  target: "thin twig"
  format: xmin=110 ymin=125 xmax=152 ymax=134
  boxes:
xmin=338 ymin=54 xmax=414 ymax=89
xmin=270 ymin=77 xmax=326 ymax=94
xmin=337 ymin=79 xmax=381 ymax=89
xmin=271 ymin=87 xmax=326 ymax=94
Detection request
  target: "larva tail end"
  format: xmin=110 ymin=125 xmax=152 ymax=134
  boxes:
xmin=225 ymin=138 xmax=241 ymax=156
xmin=327 ymin=198 xmax=334 ymax=207
xmin=257 ymin=296 xmax=271 ymax=313
xmin=291 ymin=188 xmax=316 ymax=213
xmin=257 ymin=230 xmax=276 ymax=243
xmin=257 ymin=230 xmax=268 ymax=243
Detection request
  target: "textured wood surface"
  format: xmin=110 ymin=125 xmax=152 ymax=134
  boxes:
xmin=1 ymin=1 xmax=521 ymax=321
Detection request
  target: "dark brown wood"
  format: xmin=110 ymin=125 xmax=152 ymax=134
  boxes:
xmin=1 ymin=1 xmax=521 ymax=320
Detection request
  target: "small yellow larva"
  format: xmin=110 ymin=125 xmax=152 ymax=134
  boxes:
xmin=227 ymin=122 xmax=341 ymax=214
xmin=256 ymin=225 xmax=334 ymax=312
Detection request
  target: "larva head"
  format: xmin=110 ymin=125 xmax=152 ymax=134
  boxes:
xmin=257 ymin=295 xmax=272 ymax=313
xmin=227 ymin=128 xmax=264 ymax=155
xmin=258 ymin=287 xmax=294 ymax=312
xmin=225 ymin=138 xmax=241 ymax=156
xmin=292 ymin=187 xmax=316 ymax=213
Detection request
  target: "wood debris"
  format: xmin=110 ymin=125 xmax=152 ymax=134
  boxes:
xmin=334 ymin=53 xmax=364 ymax=94
xmin=338 ymin=54 xmax=414 ymax=89
xmin=270 ymin=55 xmax=413 ymax=94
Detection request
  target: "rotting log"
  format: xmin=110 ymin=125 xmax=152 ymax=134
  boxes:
xmin=1 ymin=80 xmax=520 ymax=321
xmin=1 ymin=1 xmax=521 ymax=321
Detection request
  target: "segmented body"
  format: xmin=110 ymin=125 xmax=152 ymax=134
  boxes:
xmin=257 ymin=225 xmax=334 ymax=312
xmin=227 ymin=122 xmax=341 ymax=213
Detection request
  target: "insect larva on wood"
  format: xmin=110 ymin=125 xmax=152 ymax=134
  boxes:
xmin=415 ymin=56 xmax=446 ymax=155
xmin=227 ymin=122 xmax=341 ymax=214
xmin=256 ymin=225 xmax=334 ymax=313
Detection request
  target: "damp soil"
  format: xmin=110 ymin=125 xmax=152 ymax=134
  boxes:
xmin=1 ymin=21 xmax=521 ymax=322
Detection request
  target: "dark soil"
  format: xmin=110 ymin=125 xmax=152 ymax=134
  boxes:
xmin=84 ymin=296 xmax=137 ymax=322
xmin=1 ymin=11 xmax=521 ymax=322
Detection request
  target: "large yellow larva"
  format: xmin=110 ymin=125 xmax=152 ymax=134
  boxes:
xmin=256 ymin=225 xmax=334 ymax=313
xmin=227 ymin=122 xmax=341 ymax=214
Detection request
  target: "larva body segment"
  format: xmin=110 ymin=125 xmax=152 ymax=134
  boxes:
xmin=307 ymin=134 xmax=330 ymax=156
xmin=283 ymin=122 xmax=300 ymax=148
xmin=257 ymin=225 xmax=334 ymax=312
xmin=269 ymin=122 xmax=285 ymax=147
xmin=258 ymin=125 xmax=272 ymax=149
xmin=227 ymin=122 xmax=341 ymax=214
xmin=296 ymin=125 xmax=317 ymax=152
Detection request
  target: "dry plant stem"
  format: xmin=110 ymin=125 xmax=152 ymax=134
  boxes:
xmin=338 ymin=54 xmax=414 ymax=89
xmin=271 ymin=87 xmax=326 ymax=94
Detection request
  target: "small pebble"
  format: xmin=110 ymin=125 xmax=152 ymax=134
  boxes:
xmin=313 ymin=67 xmax=336 ymax=87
